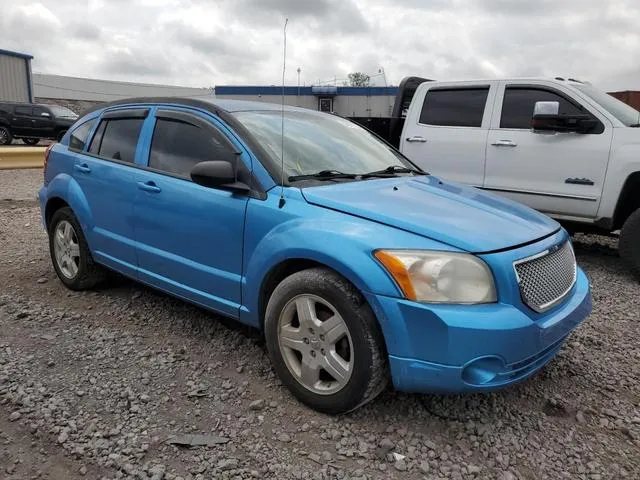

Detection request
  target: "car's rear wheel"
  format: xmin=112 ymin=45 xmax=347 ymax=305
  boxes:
xmin=619 ymin=207 xmax=640 ymax=281
xmin=264 ymin=268 xmax=389 ymax=414
xmin=49 ymin=207 xmax=106 ymax=290
xmin=0 ymin=126 xmax=12 ymax=145
xmin=22 ymin=138 xmax=39 ymax=145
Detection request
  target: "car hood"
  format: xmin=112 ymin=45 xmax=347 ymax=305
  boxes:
xmin=301 ymin=175 xmax=560 ymax=253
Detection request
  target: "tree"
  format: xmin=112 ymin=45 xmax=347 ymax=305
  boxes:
xmin=348 ymin=72 xmax=371 ymax=87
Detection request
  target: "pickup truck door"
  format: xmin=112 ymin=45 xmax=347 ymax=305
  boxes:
xmin=484 ymin=81 xmax=611 ymax=219
xmin=399 ymin=82 xmax=496 ymax=186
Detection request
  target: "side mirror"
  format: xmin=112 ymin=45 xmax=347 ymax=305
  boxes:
xmin=41 ymin=112 xmax=51 ymax=118
xmin=532 ymin=100 xmax=596 ymax=134
xmin=532 ymin=101 xmax=560 ymax=132
xmin=190 ymin=161 xmax=250 ymax=193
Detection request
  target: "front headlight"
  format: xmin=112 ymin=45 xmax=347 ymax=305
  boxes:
xmin=374 ymin=250 xmax=497 ymax=304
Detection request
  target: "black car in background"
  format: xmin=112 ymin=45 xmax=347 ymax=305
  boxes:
xmin=0 ymin=102 xmax=79 ymax=145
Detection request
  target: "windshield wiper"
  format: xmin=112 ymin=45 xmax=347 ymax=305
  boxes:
xmin=360 ymin=165 xmax=427 ymax=179
xmin=288 ymin=170 xmax=358 ymax=182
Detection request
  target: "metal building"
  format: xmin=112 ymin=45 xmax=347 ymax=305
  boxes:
xmin=33 ymin=73 xmax=213 ymax=114
xmin=0 ymin=49 xmax=34 ymax=102
xmin=214 ymin=85 xmax=399 ymax=118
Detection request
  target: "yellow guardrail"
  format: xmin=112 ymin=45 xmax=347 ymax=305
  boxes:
xmin=0 ymin=147 xmax=46 ymax=170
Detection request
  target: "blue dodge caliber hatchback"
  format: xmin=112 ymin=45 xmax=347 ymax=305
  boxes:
xmin=39 ymin=97 xmax=592 ymax=413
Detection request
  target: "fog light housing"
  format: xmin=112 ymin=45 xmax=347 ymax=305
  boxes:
xmin=461 ymin=357 xmax=505 ymax=385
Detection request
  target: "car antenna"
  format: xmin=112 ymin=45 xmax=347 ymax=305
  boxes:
xmin=278 ymin=18 xmax=289 ymax=209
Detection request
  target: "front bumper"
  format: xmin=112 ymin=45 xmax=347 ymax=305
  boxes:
xmin=365 ymin=262 xmax=591 ymax=394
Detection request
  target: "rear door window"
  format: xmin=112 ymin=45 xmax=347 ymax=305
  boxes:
xmin=89 ymin=118 xmax=144 ymax=163
xmin=419 ymin=88 xmax=490 ymax=127
xmin=14 ymin=106 xmax=33 ymax=116
xmin=148 ymin=114 xmax=237 ymax=178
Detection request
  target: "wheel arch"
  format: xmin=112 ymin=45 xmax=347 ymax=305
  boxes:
xmin=613 ymin=171 xmax=640 ymax=230
xmin=44 ymin=196 xmax=70 ymax=229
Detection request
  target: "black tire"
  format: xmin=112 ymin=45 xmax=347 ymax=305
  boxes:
xmin=48 ymin=207 xmax=106 ymax=290
xmin=264 ymin=268 xmax=389 ymax=414
xmin=619 ymin=208 xmax=640 ymax=281
xmin=0 ymin=126 xmax=12 ymax=145
xmin=56 ymin=130 xmax=67 ymax=142
xmin=22 ymin=138 xmax=39 ymax=145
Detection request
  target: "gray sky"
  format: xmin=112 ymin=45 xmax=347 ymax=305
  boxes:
xmin=2 ymin=0 xmax=639 ymax=91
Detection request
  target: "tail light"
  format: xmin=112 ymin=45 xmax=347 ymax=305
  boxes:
xmin=43 ymin=142 xmax=55 ymax=178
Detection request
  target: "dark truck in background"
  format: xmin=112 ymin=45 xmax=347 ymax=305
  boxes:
xmin=0 ymin=102 xmax=79 ymax=145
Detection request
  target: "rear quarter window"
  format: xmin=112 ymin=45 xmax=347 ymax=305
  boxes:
xmin=69 ymin=119 xmax=97 ymax=151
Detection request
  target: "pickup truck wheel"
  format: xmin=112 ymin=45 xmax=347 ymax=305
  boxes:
xmin=619 ymin=208 xmax=640 ymax=281
xmin=0 ymin=126 xmax=12 ymax=145
xmin=22 ymin=138 xmax=39 ymax=145
xmin=56 ymin=130 xmax=67 ymax=142
xmin=49 ymin=207 xmax=106 ymax=290
xmin=264 ymin=268 xmax=389 ymax=414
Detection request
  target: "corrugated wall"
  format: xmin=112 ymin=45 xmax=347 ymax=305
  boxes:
xmin=0 ymin=54 xmax=29 ymax=102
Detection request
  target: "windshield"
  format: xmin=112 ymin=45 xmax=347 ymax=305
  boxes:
xmin=573 ymin=84 xmax=640 ymax=126
xmin=233 ymin=110 xmax=414 ymax=179
xmin=48 ymin=105 xmax=78 ymax=119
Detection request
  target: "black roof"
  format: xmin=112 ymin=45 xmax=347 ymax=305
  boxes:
xmin=82 ymin=96 xmax=316 ymax=117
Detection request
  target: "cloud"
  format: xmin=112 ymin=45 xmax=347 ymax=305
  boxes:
xmin=0 ymin=0 xmax=639 ymax=93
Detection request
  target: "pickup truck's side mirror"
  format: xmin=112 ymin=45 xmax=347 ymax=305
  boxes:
xmin=532 ymin=101 xmax=560 ymax=132
xmin=532 ymin=100 xmax=596 ymax=134
xmin=41 ymin=112 xmax=51 ymax=118
xmin=190 ymin=160 xmax=250 ymax=193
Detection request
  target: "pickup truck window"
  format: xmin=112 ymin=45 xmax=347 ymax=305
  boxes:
xmin=500 ymin=87 xmax=586 ymax=129
xmin=419 ymin=88 xmax=489 ymax=128
xmin=573 ymin=83 xmax=640 ymax=126
xmin=14 ymin=106 xmax=32 ymax=116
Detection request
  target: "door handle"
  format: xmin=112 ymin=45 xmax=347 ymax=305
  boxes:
xmin=491 ymin=140 xmax=518 ymax=147
xmin=74 ymin=163 xmax=91 ymax=173
xmin=137 ymin=181 xmax=161 ymax=193
xmin=406 ymin=136 xmax=427 ymax=143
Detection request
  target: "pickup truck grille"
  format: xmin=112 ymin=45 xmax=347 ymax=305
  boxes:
xmin=514 ymin=241 xmax=577 ymax=313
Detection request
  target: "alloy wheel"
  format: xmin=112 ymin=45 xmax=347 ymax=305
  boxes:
xmin=277 ymin=294 xmax=354 ymax=395
xmin=53 ymin=220 xmax=81 ymax=279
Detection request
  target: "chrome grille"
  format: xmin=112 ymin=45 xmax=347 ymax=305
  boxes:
xmin=514 ymin=241 xmax=577 ymax=313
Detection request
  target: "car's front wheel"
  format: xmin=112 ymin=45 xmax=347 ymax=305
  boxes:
xmin=49 ymin=207 xmax=106 ymax=290
xmin=620 ymin=207 xmax=640 ymax=281
xmin=264 ymin=268 xmax=389 ymax=414
xmin=0 ymin=126 xmax=12 ymax=145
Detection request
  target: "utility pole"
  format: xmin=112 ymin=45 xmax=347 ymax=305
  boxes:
xmin=297 ymin=67 xmax=301 ymax=106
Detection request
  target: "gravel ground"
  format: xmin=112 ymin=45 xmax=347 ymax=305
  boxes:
xmin=0 ymin=169 xmax=639 ymax=480
xmin=0 ymin=168 xmax=43 ymax=201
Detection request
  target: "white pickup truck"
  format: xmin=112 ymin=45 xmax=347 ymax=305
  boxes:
xmin=379 ymin=76 xmax=640 ymax=279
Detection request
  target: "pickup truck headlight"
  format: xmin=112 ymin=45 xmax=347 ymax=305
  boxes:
xmin=374 ymin=250 xmax=497 ymax=304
